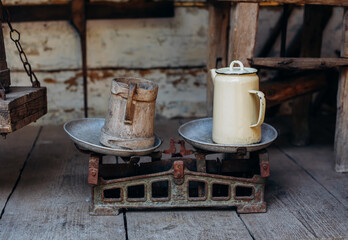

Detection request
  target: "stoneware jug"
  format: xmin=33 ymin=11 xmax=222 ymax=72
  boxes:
xmin=100 ymin=77 xmax=158 ymax=150
xmin=210 ymin=60 xmax=266 ymax=145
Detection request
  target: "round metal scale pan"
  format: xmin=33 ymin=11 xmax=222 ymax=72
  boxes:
xmin=64 ymin=118 xmax=162 ymax=157
xmin=178 ymin=118 xmax=277 ymax=153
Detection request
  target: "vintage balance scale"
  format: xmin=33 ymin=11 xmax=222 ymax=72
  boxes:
xmin=64 ymin=61 xmax=277 ymax=215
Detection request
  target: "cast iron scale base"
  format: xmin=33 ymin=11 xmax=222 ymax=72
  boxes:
xmin=64 ymin=118 xmax=277 ymax=215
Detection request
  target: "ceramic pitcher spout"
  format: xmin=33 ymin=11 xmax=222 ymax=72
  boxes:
xmin=210 ymin=69 xmax=217 ymax=84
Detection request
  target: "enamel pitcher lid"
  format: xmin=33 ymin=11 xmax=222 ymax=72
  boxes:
xmin=215 ymin=60 xmax=258 ymax=75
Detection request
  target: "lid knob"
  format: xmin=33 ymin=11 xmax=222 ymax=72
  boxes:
xmin=230 ymin=60 xmax=244 ymax=72
xmin=215 ymin=60 xmax=257 ymax=75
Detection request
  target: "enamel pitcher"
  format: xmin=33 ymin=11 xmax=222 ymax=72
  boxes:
xmin=210 ymin=60 xmax=266 ymax=145
xmin=100 ymin=77 xmax=158 ymax=150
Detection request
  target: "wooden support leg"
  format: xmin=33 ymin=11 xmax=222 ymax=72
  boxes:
xmin=71 ymin=0 xmax=88 ymax=118
xmin=292 ymin=95 xmax=312 ymax=146
xmin=291 ymin=5 xmax=332 ymax=146
xmin=228 ymin=2 xmax=259 ymax=65
xmin=206 ymin=2 xmax=258 ymax=116
xmin=0 ymin=3 xmax=11 ymax=92
xmin=335 ymin=8 xmax=348 ymax=172
xmin=206 ymin=1 xmax=230 ymax=116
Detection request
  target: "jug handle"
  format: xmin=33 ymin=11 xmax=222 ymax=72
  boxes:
xmin=124 ymin=83 xmax=137 ymax=125
xmin=249 ymin=90 xmax=266 ymax=128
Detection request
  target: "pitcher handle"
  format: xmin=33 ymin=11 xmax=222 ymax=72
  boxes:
xmin=249 ymin=90 xmax=266 ymax=128
xmin=124 ymin=83 xmax=137 ymax=125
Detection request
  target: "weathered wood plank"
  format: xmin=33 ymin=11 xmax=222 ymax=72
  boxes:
xmin=206 ymin=2 xmax=230 ymax=116
xmin=260 ymin=72 xmax=326 ymax=107
xmin=127 ymin=211 xmax=253 ymax=240
xmin=0 ymin=126 xmax=125 ymax=239
xmin=228 ymin=2 xmax=259 ymax=65
xmin=274 ymin=115 xmax=348 ymax=209
xmin=0 ymin=87 xmax=47 ymax=133
xmin=0 ymin=3 xmax=10 ymax=91
xmin=0 ymin=87 xmax=44 ymax=109
xmin=2 ymin=1 xmax=174 ymax=22
xmin=250 ymin=57 xmax=348 ymax=69
xmin=0 ymin=126 xmax=40 ymax=211
xmin=241 ymin=147 xmax=348 ymax=239
xmin=2 ymin=0 xmax=69 ymax=5
xmin=217 ymin=0 xmax=348 ymax=6
xmin=335 ymin=8 xmax=348 ymax=172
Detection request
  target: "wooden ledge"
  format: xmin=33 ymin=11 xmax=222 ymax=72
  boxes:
xmin=216 ymin=0 xmax=348 ymax=6
xmin=0 ymin=87 xmax=47 ymax=134
xmin=249 ymin=57 xmax=348 ymax=70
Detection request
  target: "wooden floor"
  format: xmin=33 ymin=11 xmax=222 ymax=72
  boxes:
xmin=0 ymin=116 xmax=348 ymax=239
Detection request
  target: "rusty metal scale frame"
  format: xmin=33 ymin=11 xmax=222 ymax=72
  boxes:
xmin=77 ymin=139 xmax=270 ymax=215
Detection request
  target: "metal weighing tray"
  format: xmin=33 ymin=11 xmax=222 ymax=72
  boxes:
xmin=64 ymin=118 xmax=162 ymax=157
xmin=178 ymin=118 xmax=277 ymax=153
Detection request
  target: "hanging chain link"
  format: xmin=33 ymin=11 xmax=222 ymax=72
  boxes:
xmin=0 ymin=0 xmax=40 ymax=87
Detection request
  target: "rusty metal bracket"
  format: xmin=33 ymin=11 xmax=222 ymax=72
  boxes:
xmin=88 ymin=154 xmax=100 ymax=185
xmin=259 ymin=150 xmax=270 ymax=178
xmin=163 ymin=139 xmax=177 ymax=155
xmin=195 ymin=152 xmax=206 ymax=173
xmin=163 ymin=139 xmax=193 ymax=157
xmin=80 ymin=145 xmax=270 ymax=215
xmin=90 ymin=158 xmax=267 ymax=215
xmin=179 ymin=140 xmax=193 ymax=156
xmin=173 ymin=160 xmax=184 ymax=185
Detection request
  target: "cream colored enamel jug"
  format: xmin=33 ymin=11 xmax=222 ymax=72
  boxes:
xmin=210 ymin=60 xmax=266 ymax=145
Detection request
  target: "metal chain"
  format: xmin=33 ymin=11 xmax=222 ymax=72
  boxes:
xmin=0 ymin=0 xmax=40 ymax=87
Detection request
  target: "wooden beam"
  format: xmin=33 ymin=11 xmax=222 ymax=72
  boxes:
xmin=260 ymin=72 xmax=326 ymax=108
xmin=217 ymin=0 xmax=348 ymax=7
xmin=0 ymin=3 xmax=10 ymax=92
xmin=3 ymin=1 xmax=174 ymax=22
xmin=228 ymin=2 xmax=259 ymax=65
xmin=250 ymin=57 xmax=348 ymax=70
xmin=71 ymin=0 xmax=88 ymax=118
xmin=335 ymin=8 xmax=348 ymax=173
xmin=206 ymin=1 xmax=230 ymax=116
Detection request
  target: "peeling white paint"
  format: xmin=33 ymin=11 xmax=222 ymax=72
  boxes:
xmin=87 ymin=7 xmax=208 ymax=68
xmin=4 ymin=22 xmax=81 ymax=71
xmin=87 ymin=68 xmax=207 ymax=119
xmin=10 ymin=70 xmax=84 ymax=125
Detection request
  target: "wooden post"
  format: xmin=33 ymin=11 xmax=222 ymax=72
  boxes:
xmin=0 ymin=3 xmax=11 ymax=93
xmin=71 ymin=0 xmax=88 ymax=117
xmin=228 ymin=2 xmax=259 ymax=65
xmin=206 ymin=1 xmax=230 ymax=116
xmin=335 ymin=8 xmax=348 ymax=172
xmin=291 ymin=5 xmax=332 ymax=146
